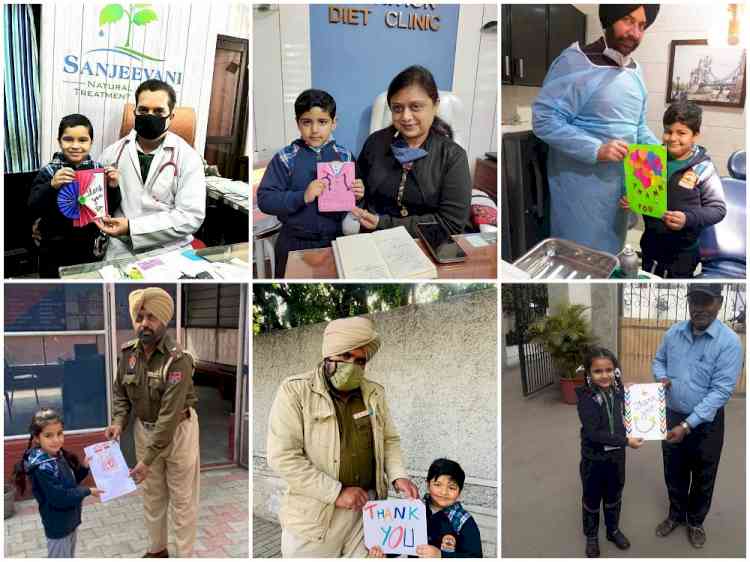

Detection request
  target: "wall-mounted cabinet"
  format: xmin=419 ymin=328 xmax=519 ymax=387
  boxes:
xmin=501 ymin=4 xmax=586 ymax=87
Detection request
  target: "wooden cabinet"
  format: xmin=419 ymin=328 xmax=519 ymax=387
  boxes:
xmin=501 ymin=4 xmax=586 ymax=87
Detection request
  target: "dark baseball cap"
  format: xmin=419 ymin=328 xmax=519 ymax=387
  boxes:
xmin=686 ymin=284 xmax=723 ymax=298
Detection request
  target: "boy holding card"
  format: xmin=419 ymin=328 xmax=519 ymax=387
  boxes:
xmin=619 ymin=102 xmax=726 ymax=278
xmin=257 ymin=89 xmax=364 ymax=277
xmin=369 ymin=458 xmax=483 ymax=558
xmin=28 ymin=114 xmax=121 ymax=278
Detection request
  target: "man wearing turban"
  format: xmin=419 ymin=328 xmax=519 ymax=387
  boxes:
xmin=267 ymin=316 xmax=419 ymax=557
xmin=532 ymin=5 xmax=661 ymax=255
xmin=105 ymin=287 xmax=200 ymax=557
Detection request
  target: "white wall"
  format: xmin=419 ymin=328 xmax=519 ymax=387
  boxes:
xmin=503 ymin=4 xmax=746 ymax=176
xmin=453 ymin=4 xmax=499 ymax=171
xmin=252 ymin=4 xmax=498 ymax=173
xmin=252 ymin=4 xmax=312 ymax=163
xmin=40 ymin=2 xmax=250 ymax=162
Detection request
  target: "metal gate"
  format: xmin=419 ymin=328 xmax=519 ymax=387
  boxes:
xmin=619 ymin=283 xmax=746 ymax=390
xmin=505 ymin=284 xmax=555 ymax=396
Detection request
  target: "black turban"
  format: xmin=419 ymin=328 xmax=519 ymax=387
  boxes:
xmin=599 ymin=5 xmax=660 ymax=29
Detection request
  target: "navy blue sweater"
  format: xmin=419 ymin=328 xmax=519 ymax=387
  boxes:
xmin=257 ymin=138 xmax=354 ymax=241
xmin=424 ymin=497 xmax=483 ymax=558
xmin=24 ymin=448 xmax=91 ymax=539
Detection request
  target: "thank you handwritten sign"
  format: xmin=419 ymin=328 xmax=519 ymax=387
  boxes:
xmin=624 ymin=383 xmax=667 ymax=440
xmin=363 ymin=499 xmax=427 ymax=555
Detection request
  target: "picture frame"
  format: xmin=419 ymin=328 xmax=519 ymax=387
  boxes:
xmin=666 ymin=39 xmax=746 ymax=108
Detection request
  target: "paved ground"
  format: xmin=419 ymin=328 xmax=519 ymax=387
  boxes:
xmin=5 ymin=467 xmax=249 ymax=558
xmin=253 ymin=514 xmax=283 ymax=558
xmin=502 ymin=365 xmax=746 ymax=557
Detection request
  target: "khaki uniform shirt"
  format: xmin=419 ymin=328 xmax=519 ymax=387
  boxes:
xmin=326 ymin=378 xmax=375 ymax=490
xmin=111 ymin=333 xmax=197 ymax=465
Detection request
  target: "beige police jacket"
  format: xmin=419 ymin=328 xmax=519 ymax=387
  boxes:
xmin=267 ymin=367 xmax=409 ymax=542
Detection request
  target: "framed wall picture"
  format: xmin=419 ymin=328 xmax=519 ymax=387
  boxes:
xmin=666 ymin=39 xmax=746 ymax=108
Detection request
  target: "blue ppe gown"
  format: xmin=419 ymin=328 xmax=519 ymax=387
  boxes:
xmin=532 ymin=43 xmax=660 ymax=255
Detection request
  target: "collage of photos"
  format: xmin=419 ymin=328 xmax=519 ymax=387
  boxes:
xmin=1 ymin=0 xmax=747 ymax=560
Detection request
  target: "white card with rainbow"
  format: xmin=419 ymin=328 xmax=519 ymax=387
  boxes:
xmin=624 ymin=383 xmax=667 ymax=440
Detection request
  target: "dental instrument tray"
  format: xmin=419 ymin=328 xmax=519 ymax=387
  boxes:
xmin=512 ymin=238 xmax=619 ymax=279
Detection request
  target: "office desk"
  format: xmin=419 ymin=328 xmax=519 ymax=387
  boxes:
xmin=284 ymin=233 xmax=497 ymax=279
xmin=59 ymin=242 xmax=249 ymax=279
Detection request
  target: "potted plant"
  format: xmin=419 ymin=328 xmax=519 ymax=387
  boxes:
xmin=528 ymin=303 xmax=597 ymax=404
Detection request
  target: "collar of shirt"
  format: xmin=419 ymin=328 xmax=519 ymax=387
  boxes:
xmin=677 ymin=317 xmax=721 ymax=343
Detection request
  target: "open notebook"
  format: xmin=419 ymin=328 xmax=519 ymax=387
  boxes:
xmin=332 ymin=226 xmax=437 ymax=279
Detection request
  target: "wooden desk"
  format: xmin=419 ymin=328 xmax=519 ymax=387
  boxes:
xmin=285 ymin=234 xmax=497 ymax=279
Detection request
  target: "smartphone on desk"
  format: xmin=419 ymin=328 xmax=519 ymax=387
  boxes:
xmin=416 ymin=221 xmax=467 ymax=264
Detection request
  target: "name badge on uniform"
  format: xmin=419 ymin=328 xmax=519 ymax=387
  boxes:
xmin=127 ymin=354 xmax=137 ymax=374
xmin=353 ymin=409 xmax=369 ymax=420
xmin=678 ymin=170 xmax=698 ymax=189
xmin=604 ymin=445 xmax=621 ymax=451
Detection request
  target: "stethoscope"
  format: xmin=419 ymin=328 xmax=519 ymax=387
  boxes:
xmin=114 ymin=137 xmax=179 ymax=183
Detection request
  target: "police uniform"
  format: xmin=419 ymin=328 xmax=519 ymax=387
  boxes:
xmin=112 ymin=332 xmax=200 ymax=556
xmin=575 ymin=385 xmax=629 ymax=547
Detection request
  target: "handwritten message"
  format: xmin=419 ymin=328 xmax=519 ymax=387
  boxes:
xmin=624 ymin=383 xmax=667 ymax=440
xmin=362 ymin=499 xmax=427 ymax=555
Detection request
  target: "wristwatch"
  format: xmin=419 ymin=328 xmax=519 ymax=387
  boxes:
xmin=680 ymin=421 xmax=691 ymax=434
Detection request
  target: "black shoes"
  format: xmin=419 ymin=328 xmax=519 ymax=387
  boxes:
xmin=143 ymin=550 xmax=169 ymax=558
xmin=585 ymin=536 xmax=600 ymax=558
xmin=606 ymin=529 xmax=631 ymax=550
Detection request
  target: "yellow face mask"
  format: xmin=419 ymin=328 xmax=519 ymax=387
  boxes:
xmin=328 ymin=361 xmax=365 ymax=391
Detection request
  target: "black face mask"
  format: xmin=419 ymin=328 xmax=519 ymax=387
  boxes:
xmin=134 ymin=114 xmax=168 ymax=140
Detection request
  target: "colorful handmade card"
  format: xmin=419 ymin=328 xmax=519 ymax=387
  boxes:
xmin=624 ymin=145 xmax=667 ymax=218
xmin=57 ymin=168 xmax=108 ymax=227
xmin=363 ymin=499 xmax=427 ymax=556
xmin=624 ymin=383 xmax=667 ymax=440
xmin=317 ymin=161 xmax=355 ymax=212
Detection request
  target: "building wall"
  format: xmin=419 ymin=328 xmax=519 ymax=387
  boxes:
xmin=253 ymin=289 xmax=498 ymax=523
xmin=503 ymin=4 xmax=745 ymax=176
xmin=39 ymin=2 xmax=250 ymax=161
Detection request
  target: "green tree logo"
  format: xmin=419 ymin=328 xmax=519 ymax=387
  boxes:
xmin=95 ymin=3 xmax=163 ymax=62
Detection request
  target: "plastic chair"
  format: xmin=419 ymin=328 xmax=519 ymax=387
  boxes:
xmin=699 ymin=176 xmax=746 ymax=278
xmin=369 ymin=90 xmax=466 ymax=149
xmin=727 ymin=150 xmax=746 ymax=180
xmin=5 ymin=364 xmax=40 ymax=421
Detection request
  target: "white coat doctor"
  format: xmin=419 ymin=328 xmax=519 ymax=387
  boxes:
xmin=98 ymin=80 xmax=206 ymax=258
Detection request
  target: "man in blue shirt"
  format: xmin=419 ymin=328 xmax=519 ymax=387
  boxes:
xmin=652 ymin=284 xmax=743 ymax=549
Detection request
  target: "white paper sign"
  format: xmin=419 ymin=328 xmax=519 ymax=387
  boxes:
xmin=83 ymin=440 xmax=137 ymax=502
xmin=362 ymin=499 xmax=427 ymax=555
xmin=624 ymin=383 xmax=667 ymax=440
xmin=82 ymin=171 xmax=107 ymax=217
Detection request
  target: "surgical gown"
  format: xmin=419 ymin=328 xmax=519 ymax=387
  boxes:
xmin=532 ymin=43 xmax=660 ymax=255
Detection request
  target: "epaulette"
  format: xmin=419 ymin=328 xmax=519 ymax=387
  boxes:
xmin=121 ymin=338 xmax=138 ymax=351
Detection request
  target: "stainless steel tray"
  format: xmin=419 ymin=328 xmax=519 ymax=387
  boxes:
xmin=512 ymin=238 xmax=619 ymax=279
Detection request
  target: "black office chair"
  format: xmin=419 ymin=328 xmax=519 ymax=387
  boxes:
xmin=4 ymin=362 xmax=40 ymax=421
xmin=727 ymin=150 xmax=746 ymax=180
